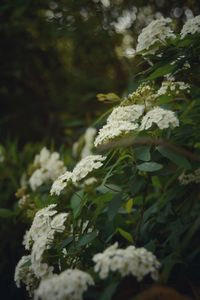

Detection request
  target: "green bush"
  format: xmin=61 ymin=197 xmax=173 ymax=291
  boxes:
xmin=8 ymin=15 xmax=200 ymax=300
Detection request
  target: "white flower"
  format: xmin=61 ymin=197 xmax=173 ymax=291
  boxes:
xmin=94 ymin=105 xmax=144 ymax=147
xmin=181 ymin=15 xmax=200 ymax=38
xmin=93 ymin=242 xmax=160 ymax=281
xmin=50 ymin=171 xmax=76 ymax=196
xmin=34 ymin=269 xmax=94 ymax=300
xmin=14 ymin=255 xmax=37 ymax=293
xmin=179 ymin=168 xmax=200 ymax=185
xmin=44 ymin=10 xmax=54 ymax=20
xmin=23 ymin=204 xmax=68 ymax=249
xmin=29 ymin=147 xmax=66 ymax=191
xmin=83 ymin=177 xmax=97 ymax=186
xmin=94 ymin=121 xmax=138 ymax=147
xmin=157 ymin=80 xmax=190 ymax=97
xmin=23 ymin=205 xmax=68 ymax=279
xmin=81 ymin=127 xmax=97 ymax=158
xmin=51 ymin=212 xmax=69 ymax=232
xmin=136 ymin=18 xmax=175 ymax=55
xmin=72 ymin=127 xmax=97 ymax=159
xmin=50 ymin=155 xmax=106 ymax=195
xmin=140 ymin=107 xmax=179 ymax=130
xmin=73 ymin=155 xmax=106 ymax=181
xmin=107 ymin=105 xmax=144 ymax=123
xmin=23 ymin=204 xmax=58 ymax=250
xmin=29 ymin=169 xmax=47 ymax=191
xmin=113 ymin=9 xmax=137 ymax=34
xmin=125 ymin=84 xmax=156 ymax=108
xmin=31 ymin=236 xmax=54 ymax=278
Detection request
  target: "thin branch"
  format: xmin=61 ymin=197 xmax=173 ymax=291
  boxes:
xmin=96 ymin=136 xmax=200 ymax=162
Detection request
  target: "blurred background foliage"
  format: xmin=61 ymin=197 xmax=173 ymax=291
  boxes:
xmin=1 ymin=0 xmax=200 ymax=145
xmin=1 ymin=0 xmax=200 ymax=299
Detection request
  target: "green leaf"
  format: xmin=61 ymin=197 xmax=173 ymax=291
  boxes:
xmin=97 ymin=93 xmax=120 ymax=103
xmin=156 ymin=146 xmax=191 ymax=170
xmin=0 ymin=208 xmax=15 ymax=218
xmin=134 ymin=146 xmax=151 ymax=161
xmin=129 ymin=177 xmax=145 ymax=196
xmin=148 ymin=64 xmax=176 ymax=80
xmin=70 ymin=191 xmax=84 ymax=218
xmin=61 ymin=236 xmax=73 ymax=249
xmin=152 ymin=176 xmax=162 ymax=189
xmin=117 ymin=228 xmax=133 ymax=243
xmin=107 ymin=193 xmax=123 ymax=221
xmin=137 ymin=162 xmax=163 ymax=172
xmin=78 ymin=231 xmax=97 ymax=247
xmin=100 ymin=281 xmax=119 ymax=300
xmin=125 ymin=198 xmax=134 ymax=213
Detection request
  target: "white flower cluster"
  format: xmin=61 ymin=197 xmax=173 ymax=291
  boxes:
xmin=29 ymin=147 xmax=66 ymax=191
xmin=181 ymin=15 xmax=200 ymax=38
xmin=94 ymin=102 xmax=179 ymax=146
xmin=107 ymin=105 xmax=144 ymax=123
xmin=73 ymin=128 xmax=97 ymax=159
xmin=93 ymin=243 xmax=160 ymax=281
xmin=18 ymin=205 xmax=68 ymax=280
xmin=34 ymin=269 xmax=94 ymax=300
xmin=140 ymin=107 xmax=179 ymax=130
xmin=156 ymin=80 xmax=190 ymax=97
xmin=136 ymin=18 xmax=175 ymax=55
xmin=113 ymin=8 xmax=137 ymax=34
xmin=50 ymin=155 xmax=106 ymax=195
xmin=179 ymin=168 xmax=200 ymax=185
xmin=14 ymin=255 xmax=37 ymax=294
xmin=125 ymin=84 xmax=156 ymax=108
xmin=94 ymin=105 xmax=144 ymax=147
xmin=81 ymin=127 xmax=97 ymax=158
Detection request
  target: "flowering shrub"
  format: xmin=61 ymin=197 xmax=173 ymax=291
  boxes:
xmin=9 ymin=14 xmax=200 ymax=299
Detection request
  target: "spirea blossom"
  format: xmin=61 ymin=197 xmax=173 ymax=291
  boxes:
xmin=156 ymin=80 xmax=190 ymax=97
xmin=14 ymin=255 xmax=37 ymax=293
xmin=140 ymin=107 xmax=179 ymax=130
xmin=181 ymin=15 xmax=200 ymax=38
xmin=73 ymin=155 xmax=106 ymax=180
xmin=34 ymin=269 xmax=94 ymax=300
xmin=22 ymin=205 xmax=69 ymax=278
xmin=29 ymin=147 xmax=66 ymax=191
xmin=136 ymin=18 xmax=175 ymax=55
xmin=107 ymin=105 xmax=144 ymax=123
xmin=81 ymin=127 xmax=97 ymax=158
xmin=93 ymin=243 xmax=160 ymax=281
xmin=124 ymin=84 xmax=156 ymax=108
xmin=50 ymin=155 xmax=106 ymax=195
xmin=23 ymin=204 xmax=68 ymax=250
xmin=94 ymin=104 xmax=144 ymax=147
xmin=179 ymin=168 xmax=200 ymax=185
xmin=50 ymin=171 xmax=76 ymax=196
xmin=94 ymin=121 xmax=138 ymax=147
xmin=31 ymin=236 xmax=54 ymax=278
xmin=23 ymin=204 xmax=58 ymax=249
xmin=72 ymin=127 xmax=97 ymax=158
